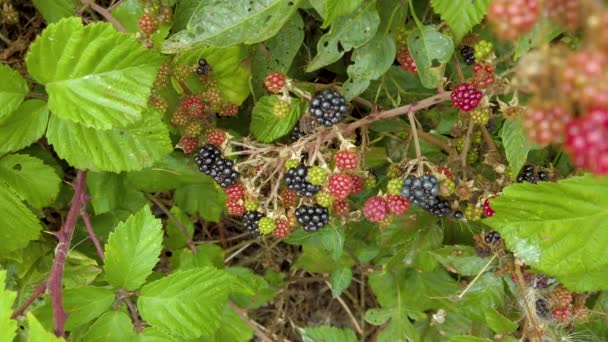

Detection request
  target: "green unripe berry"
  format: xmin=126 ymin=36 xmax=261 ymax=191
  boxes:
xmin=307 ymin=166 xmax=327 ymax=185
xmin=244 ymin=199 xmax=258 ymax=211
xmin=315 ymin=191 xmax=333 ymax=207
xmin=474 ymin=40 xmax=493 ymax=60
xmin=258 ymin=217 xmax=276 ymax=235
xmin=284 ymin=159 xmax=299 ymax=171
xmin=387 ymin=178 xmax=402 ymax=195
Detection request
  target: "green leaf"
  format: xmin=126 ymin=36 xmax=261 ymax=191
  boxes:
xmin=111 ymin=0 xmax=144 ymax=32
xmin=330 ymin=267 xmax=352 ymax=298
xmin=364 ymin=308 xmax=393 ymax=326
xmin=0 ymin=270 xmax=17 ymax=342
xmin=27 ymin=313 xmax=63 ymax=342
xmin=483 ymin=175 xmax=608 ymax=292
xmin=430 ymin=0 xmax=491 ymax=44
xmin=126 ymin=152 xmax=208 ymax=192
xmin=63 ymin=251 xmax=102 ymax=289
xmin=174 ymin=182 xmax=226 ymax=222
xmin=46 ymin=110 xmax=172 ymax=172
xmin=449 ymin=336 xmax=491 ymax=342
xmin=0 ymin=154 xmax=61 ymax=208
xmin=31 ymin=0 xmax=74 ymax=23
xmin=430 ymin=245 xmax=494 ymax=276
xmin=317 ymin=0 xmax=364 ymax=28
xmin=294 ymin=246 xmax=354 ymax=273
xmin=104 ymin=205 xmax=163 ymax=290
xmin=227 ymin=267 xmax=277 ymax=309
xmin=138 ymin=267 xmax=233 ymax=339
xmin=285 ymin=223 xmax=345 ymax=261
xmin=87 ymin=172 xmax=125 ymax=215
xmin=0 ymin=100 xmax=49 ymax=155
xmin=250 ymin=96 xmax=302 ymax=143
xmin=0 ymin=184 xmax=42 ymax=254
xmin=63 ymin=287 xmax=115 ymax=330
xmin=501 ymin=116 xmax=537 ymax=178
xmin=81 ymin=311 xmax=136 ymax=341
xmin=163 ymin=0 xmax=303 ymax=52
xmin=0 ymin=63 xmax=29 ymax=120
xmin=172 ymin=244 xmax=224 ymax=271
xmin=407 ymin=26 xmax=454 ymax=89
xmin=458 ymin=273 xmax=505 ymax=322
xmin=484 ymin=307 xmax=517 ymax=334
xmin=165 ymin=206 xmax=194 ymax=250
xmin=514 ymin=16 xmax=562 ymax=60
xmin=301 ymin=326 xmax=357 ymax=342
xmin=26 ymin=17 xmax=164 ymax=129
xmin=307 ymin=1 xmax=380 ymax=72
xmin=206 ymin=305 xmax=254 ymax=342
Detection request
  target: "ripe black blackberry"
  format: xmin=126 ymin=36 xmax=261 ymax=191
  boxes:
xmin=242 ymin=211 xmax=264 ymax=236
xmin=460 ymin=46 xmax=475 ymax=65
xmin=537 ymin=170 xmax=548 ymax=181
xmin=195 ymin=144 xmax=240 ymax=188
xmin=295 ymin=204 xmax=330 ymax=232
xmin=194 ymin=144 xmax=221 ymax=173
xmin=517 ymin=164 xmax=538 ymax=184
xmin=400 ymin=175 xmax=440 ymax=209
xmin=309 ymin=89 xmax=349 ymax=127
xmin=428 ymin=198 xmax=450 ymax=217
xmin=291 ymin=125 xmax=306 ymax=142
xmin=284 ymin=164 xmax=320 ymax=197
xmin=484 ymin=231 xmax=501 ymax=244
xmin=196 ymin=58 xmax=210 ymax=75
xmin=453 ymin=210 xmax=464 ymax=220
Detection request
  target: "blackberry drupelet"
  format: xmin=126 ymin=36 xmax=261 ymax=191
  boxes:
xmin=516 ymin=164 xmax=539 ymax=183
xmin=291 ymin=125 xmax=306 ymax=142
xmin=460 ymin=46 xmax=476 ymax=65
xmin=196 ymin=58 xmax=210 ymax=75
xmin=484 ymin=231 xmax=501 ymax=244
xmin=309 ymin=89 xmax=349 ymax=127
xmin=242 ymin=211 xmax=264 ymax=236
xmin=295 ymin=204 xmax=330 ymax=232
xmin=537 ymin=170 xmax=548 ymax=181
xmin=453 ymin=210 xmax=464 ymax=220
xmin=284 ymin=164 xmax=320 ymax=197
xmin=428 ymin=197 xmax=450 ymax=217
xmin=194 ymin=144 xmax=221 ymax=174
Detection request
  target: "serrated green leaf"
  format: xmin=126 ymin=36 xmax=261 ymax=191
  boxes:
xmin=206 ymin=305 xmax=254 ymax=342
xmin=172 ymin=244 xmax=224 ymax=271
xmin=0 ymin=154 xmax=61 ymax=208
xmin=430 ymin=245 xmax=494 ymax=276
xmin=483 ymin=175 xmax=608 ymax=292
xmin=27 ymin=312 xmax=63 ymax=342
xmin=104 ymin=205 xmax=163 ymax=290
xmin=165 ymin=206 xmax=194 ymax=250
xmin=0 ymin=270 xmax=17 ymax=342
xmin=63 ymin=287 xmax=115 ymax=330
xmin=285 ymin=223 xmax=345 ymax=261
xmin=501 ymin=116 xmax=537 ymax=178
xmin=330 ymin=267 xmax=352 ymax=298
xmin=458 ymin=273 xmax=505 ymax=322
xmin=251 ymin=96 xmax=302 ymax=143
xmin=227 ymin=267 xmax=277 ymax=309
xmin=81 ymin=311 xmax=136 ymax=342
xmin=407 ymin=26 xmax=454 ymax=89
xmin=0 ymin=63 xmax=28 ymax=120
xmin=138 ymin=267 xmax=232 ymax=339
xmin=307 ymin=1 xmax=379 ymax=72
xmin=87 ymin=172 xmax=126 ymax=215
xmin=26 ymin=17 xmax=164 ymax=129
xmin=63 ymin=250 xmax=102 ymax=289
xmin=364 ymin=308 xmax=393 ymax=326
xmin=174 ymin=182 xmax=225 ymax=222
xmin=318 ymin=0 xmax=364 ymax=29
xmin=46 ymin=110 xmax=172 ymax=172
xmin=111 ymin=0 xmax=144 ymax=32
xmin=31 ymin=0 xmax=74 ymax=23
xmin=0 ymin=100 xmax=49 ymax=155
xmin=430 ymin=0 xmax=490 ymax=44
xmin=163 ymin=0 xmax=303 ymax=52
xmin=301 ymin=326 xmax=357 ymax=342
xmin=485 ymin=307 xmax=517 ymax=334
xmin=0 ymin=184 xmax=42 ymax=254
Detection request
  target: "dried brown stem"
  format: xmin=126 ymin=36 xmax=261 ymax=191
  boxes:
xmin=80 ymin=0 xmax=127 ymax=33
xmin=124 ymin=297 xmax=143 ymax=332
xmin=408 ymin=111 xmax=422 ymax=161
xmin=81 ymin=209 xmax=105 ymax=260
xmin=145 ymin=193 xmax=197 ymax=254
xmin=11 ymin=283 xmax=47 ymax=319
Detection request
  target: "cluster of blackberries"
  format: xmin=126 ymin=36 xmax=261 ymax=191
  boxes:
xmin=484 ymin=230 xmax=501 ymax=244
xmin=194 ymin=144 xmax=239 ymax=188
xmin=196 ymin=58 xmax=210 ymax=75
xmin=243 ymin=211 xmax=264 ymax=236
xmin=400 ymin=175 xmax=450 ymax=217
xmin=295 ymin=204 xmax=330 ymax=232
xmin=516 ymin=165 xmax=548 ymax=184
xmin=460 ymin=46 xmax=475 ymax=65
xmin=309 ymin=89 xmax=349 ymax=127
xmin=291 ymin=125 xmax=306 ymax=142
xmin=284 ymin=164 xmax=320 ymax=197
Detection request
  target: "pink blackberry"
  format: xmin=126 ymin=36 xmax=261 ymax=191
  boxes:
xmin=545 ymin=0 xmax=580 ymax=31
xmin=363 ymin=196 xmax=388 ymax=222
xmin=451 ymin=83 xmax=483 ymax=112
xmin=224 ymin=183 xmax=245 ymax=201
xmin=138 ymin=12 xmax=159 ymax=36
xmin=564 ymin=108 xmax=608 ymax=175
xmin=523 ymin=105 xmax=572 ymax=146
xmin=387 ymin=195 xmax=410 ymax=216
xmin=396 ymin=46 xmax=417 ymax=74
xmin=220 ymin=103 xmax=239 ymax=117
xmin=472 ymin=63 xmax=495 ymax=89
xmin=226 ymin=199 xmax=245 ymax=217
xmin=177 ymin=136 xmax=199 ymax=154
xmin=182 ymin=96 xmax=205 ymax=117
xmin=349 ymin=174 xmax=365 ymax=195
xmin=264 ymin=71 xmax=287 ymax=93
xmin=272 ymin=218 xmax=291 ymax=239
xmin=487 ymin=0 xmax=540 ymax=41
xmin=552 ymin=307 xmax=571 ymax=323
xmin=328 ymin=173 xmax=354 ymax=200
xmin=483 ymin=198 xmax=495 ymax=217
xmin=333 ymin=200 xmax=350 ymax=217
xmin=335 ymin=150 xmax=359 ymax=171
xmin=560 ymin=50 xmax=608 ymax=108
xmin=206 ymin=128 xmax=226 ymax=146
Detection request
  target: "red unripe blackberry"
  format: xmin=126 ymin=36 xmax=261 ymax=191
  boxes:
xmin=523 ymin=105 xmax=571 ymax=146
xmin=451 ymin=83 xmax=483 ymax=112
xmin=177 ymin=136 xmax=199 ymax=154
xmin=264 ymin=72 xmax=287 ymax=93
xmin=335 ymin=150 xmax=359 ymax=171
xmin=483 ymin=198 xmax=495 ymax=217
xmin=363 ymin=196 xmax=388 ymax=222
xmin=220 ymin=103 xmax=239 ymax=117
xmin=226 ymin=199 xmax=245 ymax=217
xmin=545 ymin=0 xmax=580 ymax=31
xmin=487 ymin=0 xmax=540 ymax=41
xmin=551 ymin=307 xmax=571 ymax=323
xmin=387 ymin=195 xmax=410 ymax=216
xmin=565 ymin=108 xmax=608 ymax=175
xmin=551 ymin=286 xmax=573 ymax=309
xmin=272 ymin=218 xmax=291 ymax=239
xmin=182 ymin=96 xmax=205 ymax=117
xmin=437 ymin=166 xmax=454 ymax=180
xmin=472 ymin=63 xmax=495 ymax=89
xmin=224 ymin=183 xmax=245 ymax=201
xmin=183 ymin=120 xmax=203 ymax=138
xmin=171 ymin=109 xmax=189 ymax=127
xmin=333 ymin=200 xmax=350 ymax=217
xmin=396 ymin=46 xmax=417 ymax=74
xmin=149 ymin=95 xmax=168 ymax=113
xmin=206 ymin=128 xmax=226 ymax=146
xmin=138 ymin=12 xmax=159 ymax=36
xmin=154 ymin=64 xmax=171 ymax=90
xmin=327 ymin=173 xmax=354 ymax=200
xmin=560 ymin=51 xmax=608 ymax=108
xmin=349 ymin=174 xmax=365 ymax=195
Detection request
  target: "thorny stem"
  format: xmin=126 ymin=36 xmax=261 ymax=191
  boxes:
xmin=145 ymin=193 xmax=198 ymax=254
xmin=80 ymin=0 xmax=127 ymax=33
xmin=49 ymin=170 xmax=88 ymax=337
xmin=11 ymin=283 xmax=47 ymax=319
xmin=228 ymin=302 xmax=272 ymax=342
xmin=81 ymin=208 xmax=105 ymax=260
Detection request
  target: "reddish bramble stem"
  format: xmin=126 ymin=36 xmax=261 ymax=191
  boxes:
xmin=11 ymin=283 xmax=47 ymax=319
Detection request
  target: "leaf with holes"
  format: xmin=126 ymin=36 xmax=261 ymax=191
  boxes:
xmin=0 ymin=154 xmax=61 ymax=208
xmin=483 ymin=175 xmax=608 ymax=292
xmin=26 ymin=17 xmax=164 ymax=129
xmin=137 ymin=267 xmax=233 ymax=339
xmin=407 ymin=25 xmax=454 ymax=89
xmin=430 ymin=0 xmax=491 ymax=44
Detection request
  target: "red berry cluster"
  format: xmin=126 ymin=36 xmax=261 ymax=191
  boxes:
xmin=396 ymin=46 xmax=417 ymax=74
xmin=471 ymin=63 xmax=495 ymax=89
xmin=482 ymin=197 xmax=495 ymax=217
xmin=206 ymin=129 xmax=226 ymax=147
xmin=225 ymin=183 xmax=246 ymax=217
xmin=335 ymin=150 xmax=359 ymax=171
xmin=138 ymin=12 xmax=159 ymax=36
xmin=523 ymin=105 xmax=572 ymax=146
xmin=182 ymin=96 xmax=205 ymax=117
xmin=451 ymin=83 xmax=483 ymax=112
xmin=560 ymin=51 xmax=608 ymax=108
xmin=545 ymin=0 xmax=580 ymax=31
xmin=327 ymin=173 xmax=353 ymax=200
xmin=363 ymin=195 xmax=410 ymax=223
xmin=487 ymin=0 xmax=540 ymax=41
xmin=177 ymin=137 xmax=199 ymax=154
xmin=264 ymin=71 xmax=287 ymax=93
xmin=565 ymin=108 xmax=608 ymax=175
